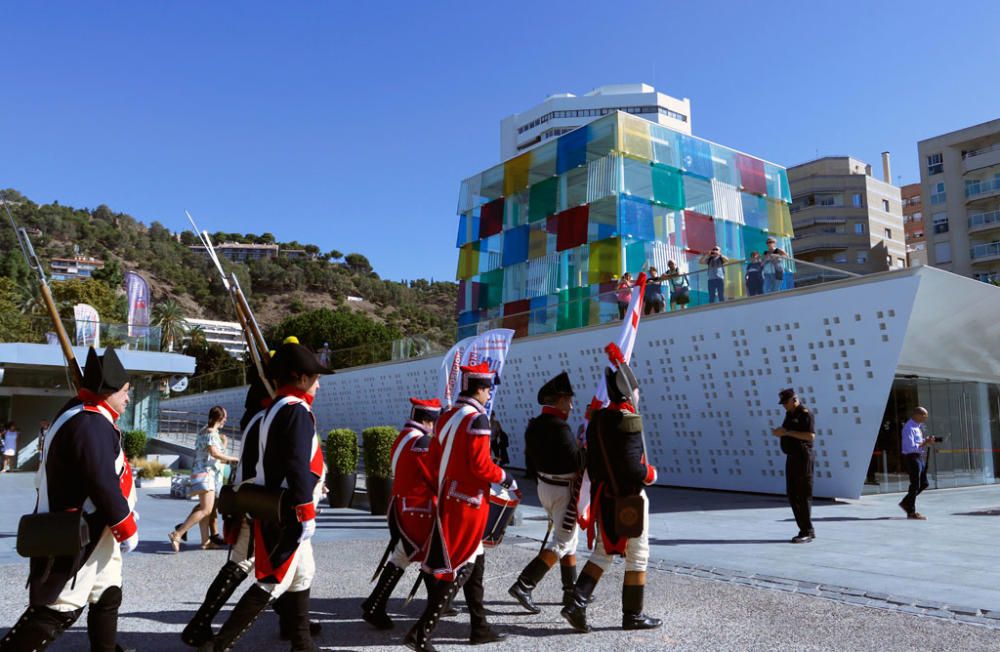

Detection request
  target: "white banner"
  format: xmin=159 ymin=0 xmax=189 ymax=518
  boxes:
xmin=73 ymin=303 xmax=100 ymax=348
xmin=125 ymin=271 xmax=150 ymax=338
xmin=460 ymin=328 xmax=514 ymax=417
xmin=438 ymin=336 xmax=476 ymax=408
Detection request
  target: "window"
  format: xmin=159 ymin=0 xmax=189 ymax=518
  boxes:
xmin=932 ymin=212 xmax=949 ymax=234
xmin=912 ymin=211 xmax=922 ymax=222
xmin=882 ymin=199 xmax=890 ymax=212
xmin=934 ymin=241 xmax=952 ymax=263
xmin=897 ymin=257 xmax=906 ymax=268
xmin=927 ymin=153 xmax=943 ymax=175
xmin=884 ymin=228 xmax=892 ymax=239
xmin=851 ymin=193 xmax=863 ymax=207
xmin=856 ymin=251 xmax=868 ymax=264
xmin=816 ymin=193 xmax=843 ymax=207
xmin=832 ymin=253 xmax=848 ymax=264
xmin=854 ymin=223 xmax=866 ymax=234
xmin=930 ymin=182 xmax=946 ymax=204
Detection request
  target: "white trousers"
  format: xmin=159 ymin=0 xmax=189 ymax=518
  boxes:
xmin=587 ymin=490 xmax=650 ymax=573
xmin=257 ymin=539 xmax=315 ymax=598
xmin=537 ymin=477 xmax=580 ymax=559
xmin=51 ymin=528 xmax=122 ymax=612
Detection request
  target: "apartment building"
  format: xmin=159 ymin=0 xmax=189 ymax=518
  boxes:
xmin=901 ymin=183 xmax=927 ymax=266
xmin=787 ymin=156 xmax=906 ymax=275
xmin=917 ymin=118 xmax=1000 ymax=284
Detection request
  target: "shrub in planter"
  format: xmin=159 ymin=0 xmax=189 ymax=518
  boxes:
xmin=325 ymin=429 xmax=358 ymax=508
xmin=122 ymin=430 xmax=147 ymax=461
xmin=362 ymin=426 xmax=398 ymax=516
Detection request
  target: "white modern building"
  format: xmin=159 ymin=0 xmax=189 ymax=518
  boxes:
xmin=185 ymin=317 xmax=246 ymax=358
xmin=163 ymin=266 xmax=1000 ymax=500
xmin=500 ymin=83 xmax=691 ymax=161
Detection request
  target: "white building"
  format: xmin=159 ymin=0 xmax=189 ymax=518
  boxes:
xmin=499 ymin=83 xmax=691 ymax=161
xmin=185 ymin=318 xmax=246 ymax=359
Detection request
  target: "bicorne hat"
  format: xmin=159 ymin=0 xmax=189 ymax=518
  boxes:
xmin=537 ymin=371 xmax=574 ymax=405
xmin=460 ymin=362 xmax=495 ymax=392
xmin=410 ymin=397 xmax=442 ymax=423
xmin=778 ymin=388 xmax=797 ymax=405
xmin=81 ymin=346 xmax=129 ymax=395
xmin=270 ymin=338 xmax=333 ymax=380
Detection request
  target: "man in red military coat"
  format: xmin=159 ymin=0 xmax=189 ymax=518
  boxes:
xmin=362 ymin=397 xmax=442 ymax=630
xmin=405 ymin=363 xmax=514 ymax=652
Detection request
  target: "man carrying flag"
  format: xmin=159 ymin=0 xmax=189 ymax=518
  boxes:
xmin=406 ymin=363 xmax=513 ymax=652
xmin=362 ymin=397 xmax=444 ymax=630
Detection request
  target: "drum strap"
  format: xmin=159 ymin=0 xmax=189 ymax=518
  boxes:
xmin=537 ymin=474 xmax=571 ymax=487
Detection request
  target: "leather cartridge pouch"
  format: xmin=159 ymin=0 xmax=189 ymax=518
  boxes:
xmin=16 ymin=511 xmax=90 ymax=558
xmin=595 ymin=417 xmax=645 ymax=539
xmin=219 ymin=483 xmax=287 ymax=523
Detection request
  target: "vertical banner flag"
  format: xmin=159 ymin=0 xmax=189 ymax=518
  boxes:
xmin=460 ymin=328 xmax=515 ymax=417
xmin=439 ymin=336 xmax=476 ymax=408
xmin=73 ymin=303 xmax=100 ymax=348
xmin=124 ymin=271 xmax=150 ymax=338
xmin=577 ymin=273 xmax=647 ymax=533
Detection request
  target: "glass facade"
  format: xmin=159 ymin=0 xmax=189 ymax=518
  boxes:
xmin=454 ymin=111 xmax=796 ymax=338
xmin=864 ymin=376 xmax=1000 ymax=494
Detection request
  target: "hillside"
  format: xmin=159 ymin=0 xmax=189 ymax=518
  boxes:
xmin=0 ymin=189 xmax=458 ymax=350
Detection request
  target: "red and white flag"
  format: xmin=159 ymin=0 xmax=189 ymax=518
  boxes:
xmin=576 ymin=272 xmax=647 ymax=531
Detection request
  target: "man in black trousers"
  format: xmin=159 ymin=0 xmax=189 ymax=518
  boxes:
xmin=773 ymin=388 xmax=816 ymax=543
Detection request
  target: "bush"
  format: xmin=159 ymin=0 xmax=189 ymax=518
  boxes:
xmin=122 ymin=430 xmax=147 ymax=460
xmin=133 ymin=457 xmax=166 ymax=479
xmin=362 ymin=426 xmax=398 ymax=479
xmin=325 ymin=428 xmax=358 ymax=476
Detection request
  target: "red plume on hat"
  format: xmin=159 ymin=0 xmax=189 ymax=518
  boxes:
xmin=605 ymin=342 xmax=625 ymax=367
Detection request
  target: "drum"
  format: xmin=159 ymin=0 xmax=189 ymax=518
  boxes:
xmin=483 ymin=482 xmax=520 ymax=548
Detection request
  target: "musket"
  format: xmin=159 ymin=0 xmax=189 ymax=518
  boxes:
xmin=185 ymin=211 xmax=275 ymax=398
xmin=2 ymin=192 xmax=83 ymax=389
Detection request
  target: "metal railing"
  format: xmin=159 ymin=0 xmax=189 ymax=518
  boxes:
xmin=156 ymin=410 xmax=243 ymax=456
xmin=17 ymin=315 xmax=163 ymax=352
xmin=962 ymin=142 xmax=1000 ymax=159
xmin=965 ymin=178 xmax=1000 ymax=198
xmin=969 ymin=209 xmax=1000 ymax=230
xmin=970 ymin=241 xmax=1000 ymax=260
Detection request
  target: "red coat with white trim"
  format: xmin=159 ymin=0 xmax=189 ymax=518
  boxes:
xmin=253 ymin=388 xmax=324 ymax=584
xmin=423 ymin=396 xmax=505 ymax=580
xmin=386 ymin=421 xmax=436 ymax=562
xmin=30 ymin=392 xmax=138 ymax=605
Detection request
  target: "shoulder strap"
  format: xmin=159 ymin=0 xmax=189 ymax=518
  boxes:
xmin=594 ymin=415 xmax=621 ymax=497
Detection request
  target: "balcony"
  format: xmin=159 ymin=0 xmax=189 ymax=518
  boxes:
xmin=963 ymin=143 xmax=1000 ymax=174
xmin=965 ymin=177 xmax=1000 ymax=203
xmin=970 ymin=241 xmax=1000 ymax=264
xmin=968 ymin=209 xmax=1000 ymax=235
xmin=791 ymin=232 xmax=855 ymax=254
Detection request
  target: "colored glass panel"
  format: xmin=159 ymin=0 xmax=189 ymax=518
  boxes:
xmin=456 ymin=213 xmax=478 ymax=247
xmin=683 ymin=174 xmax=714 ymax=216
xmin=679 ymin=134 xmax=713 ymax=179
xmin=555 ymin=204 xmax=589 ymax=252
xmin=504 ymin=152 xmax=532 ymax=196
xmin=588 ymin=196 xmax=618 ymax=241
xmin=683 ymin=210 xmax=716 ymax=253
xmin=456 ymin=242 xmax=480 ymax=280
xmin=502 ymin=225 xmax=529 ymax=267
xmin=478 ymin=234 xmax=503 ymax=273
xmin=651 ymin=163 xmax=684 ymax=209
xmin=559 ymin=245 xmax=589 ymax=289
xmin=502 ymin=299 xmax=530 ymax=338
xmin=557 ymin=286 xmax=590 ymax=331
xmin=480 ymin=165 xmax=504 ymax=201
xmin=585 ymin=117 xmax=617 ymax=162
xmin=502 ymin=263 xmax=527 ymax=304
xmin=710 ymin=144 xmax=738 ymax=187
xmin=714 ymin=219 xmax=744 ymax=260
xmin=741 ymin=193 xmax=769 ymax=231
xmin=736 ymin=153 xmax=767 ymax=195
xmin=561 ymin=165 xmax=588 ymax=211
xmin=622 ymin=156 xmax=653 ymax=200
xmin=557 ymin=126 xmax=588 ymax=174
xmin=649 ymin=123 xmax=681 ymax=168
xmin=623 ymin=239 xmax=647 ymax=274
xmin=619 ymin=195 xmax=655 ymax=241
xmin=529 ymin=141 xmax=558 ymax=184
xmin=586 ymin=154 xmax=619 ymax=203
xmin=741 ymin=226 xmax=771 ymax=258
xmin=621 ymin=116 xmax=652 ymax=160
xmin=478 ymin=268 xmax=503 ymax=309
xmin=529 ymin=176 xmax=558 ymax=222
xmin=767 ymin=198 xmax=793 ymax=236
xmin=724 ymin=261 xmax=746 ymax=301
xmin=479 ymin=198 xmax=504 ymax=238
xmin=528 ymin=227 xmax=549 ymax=259
xmin=588 ymin=237 xmax=621 ymax=284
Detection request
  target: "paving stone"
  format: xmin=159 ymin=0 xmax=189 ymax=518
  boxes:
xmin=864 ymin=592 xmax=892 ymax=601
xmin=914 ymin=599 xmax=949 ymax=610
xmin=947 ymin=605 xmax=982 ymax=617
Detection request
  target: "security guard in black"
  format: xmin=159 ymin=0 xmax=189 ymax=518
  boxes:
xmin=774 ymin=388 xmax=816 ymax=543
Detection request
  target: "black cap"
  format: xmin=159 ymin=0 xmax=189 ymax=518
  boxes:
xmin=537 ymin=371 xmax=574 ymax=405
xmin=778 ymin=388 xmax=797 ymax=404
xmin=81 ymin=346 xmax=129 ymax=394
xmin=270 ymin=341 xmax=333 ymax=380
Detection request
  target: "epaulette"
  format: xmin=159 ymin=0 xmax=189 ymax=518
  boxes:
xmin=620 ymin=413 xmax=643 ymax=433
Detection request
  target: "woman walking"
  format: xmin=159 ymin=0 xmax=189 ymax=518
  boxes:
xmin=2 ymin=422 xmax=18 ymax=472
xmin=169 ymin=406 xmax=238 ymax=551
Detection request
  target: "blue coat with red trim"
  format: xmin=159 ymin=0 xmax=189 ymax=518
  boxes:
xmin=30 ymin=394 xmax=137 ymax=605
xmin=253 ymin=391 xmax=324 ymax=584
xmin=423 ymin=397 xmax=505 ymax=580
xmin=386 ymin=422 xmax=436 ymax=561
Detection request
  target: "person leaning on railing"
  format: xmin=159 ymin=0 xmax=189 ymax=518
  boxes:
xmin=699 ymin=247 xmax=728 ymax=303
xmin=664 ymin=260 xmax=689 ymax=310
xmin=615 ymin=273 xmax=634 ymax=319
xmin=643 ymin=267 xmax=666 ymax=315
xmin=762 ymin=237 xmax=788 ymax=293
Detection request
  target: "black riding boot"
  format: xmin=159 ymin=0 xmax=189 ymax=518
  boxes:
xmin=361 ymin=563 xmax=405 ymax=630
xmin=281 ymin=589 xmax=316 ymax=652
xmin=423 ymin=572 xmax=458 ymax=617
xmin=404 ymin=565 xmax=472 ymax=652
xmin=0 ymin=604 xmax=83 ymax=651
xmin=465 ymin=555 xmax=505 ymax=645
xmin=87 ymin=586 xmax=123 ymax=652
xmin=507 ymin=556 xmax=549 ymax=614
xmin=182 ymin=562 xmax=248 ymax=647
xmin=199 ymin=584 xmax=272 ymax=652
xmin=622 ymin=584 xmax=662 ymax=630
xmin=560 ymin=563 xmax=578 ymax=607
xmin=560 ymin=571 xmax=599 ymax=633
xmin=275 ymin=592 xmax=322 ymax=642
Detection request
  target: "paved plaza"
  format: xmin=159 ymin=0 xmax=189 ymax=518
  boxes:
xmin=1 ymin=473 xmax=998 ymax=651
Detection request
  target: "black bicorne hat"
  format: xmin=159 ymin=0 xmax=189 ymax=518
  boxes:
xmin=605 ymin=363 xmax=639 ymax=404
xmin=81 ymin=346 xmax=129 ymax=394
xmin=537 ymin=371 xmax=575 ymax=405
xmin=778 ymin=388 xmax=797 ymax=404
xmin=270 ymin=340 xmax=333 ymax=380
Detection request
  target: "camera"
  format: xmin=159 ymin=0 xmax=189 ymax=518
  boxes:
xmin=930 ymin=436 xmax=944 ymax=443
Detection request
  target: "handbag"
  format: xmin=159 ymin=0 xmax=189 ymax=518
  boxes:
xmin=595 ymin=418 xmax=645 ymax=539
xmin=16 ymin=511 xmax=90 ymax=558
xmin=673 ymin=285 xmax=690 ymax=305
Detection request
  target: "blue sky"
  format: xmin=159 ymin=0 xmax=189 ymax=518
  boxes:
xmin=2 ymin=1 xmax=998 ymax=283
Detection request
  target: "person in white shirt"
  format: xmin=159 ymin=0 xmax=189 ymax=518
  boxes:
xmin=899 ymin=407 xmax=935 ymax=520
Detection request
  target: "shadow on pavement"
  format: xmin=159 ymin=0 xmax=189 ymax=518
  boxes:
xmin=650 ymin=537 xmax=788 ymax=545
xmin=952 ymin=509 xmax=1000 ymax=516
xmin=780 ymin=516 xmax=894 ymax=522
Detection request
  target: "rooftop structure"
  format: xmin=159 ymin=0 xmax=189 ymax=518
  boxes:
xmin=49 ymin=256 xmax=105 ymax=281
xmin=184 ymin=317 xmax=246 ymax=359
xmin=188 ymin=242 xmax=279 ymax=263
